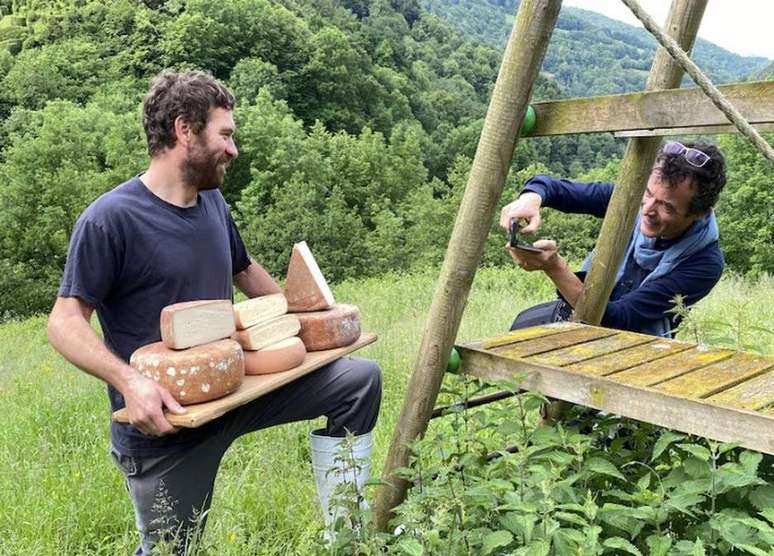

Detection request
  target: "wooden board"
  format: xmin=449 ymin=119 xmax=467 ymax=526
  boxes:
xmin=527 ymin=81 xmax=774 ymax=137
xmin=456 ymin=324 xmax=774 ymax=455
xmin=614 ymin=122 xmax=774 ymax=138
xmin=113 ymin=332 xmax=377 ymax=428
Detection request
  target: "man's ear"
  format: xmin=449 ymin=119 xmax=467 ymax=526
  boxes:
xmin=174 ymin=115 xmax=192 ymax=146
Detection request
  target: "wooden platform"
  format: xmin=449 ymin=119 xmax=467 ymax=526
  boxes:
xmin=112 ymin=332 xmax=377 ymax=428
xmin=456 ymin=323 xmax=774 ymax=455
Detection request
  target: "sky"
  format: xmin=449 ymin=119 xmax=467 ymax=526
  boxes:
xmin=561 ymin=0 xmax=774 ymax=60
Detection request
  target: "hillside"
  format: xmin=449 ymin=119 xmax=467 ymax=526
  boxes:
xmin=422 ymin=0 xmax=771 ymax=96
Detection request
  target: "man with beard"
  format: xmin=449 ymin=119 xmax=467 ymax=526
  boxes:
xmin=47 ymin=70 xmax=381 ymax=554
xmin=500 ymin=141 xmax=727 ymax=337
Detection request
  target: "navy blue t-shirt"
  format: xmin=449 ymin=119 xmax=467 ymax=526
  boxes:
xmin=523 ymin=175 xmax=724 ymax=335
xmin=58 ymin=177 xmax=251 ymax=457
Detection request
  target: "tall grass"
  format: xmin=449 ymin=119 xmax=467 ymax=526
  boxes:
xmin=0 ymin=268 xmax=771 ymax=554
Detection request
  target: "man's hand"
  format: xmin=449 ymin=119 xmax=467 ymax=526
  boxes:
xmin=500 ymin=192 xmax=542 ymax=232
xmin=122 ymin=374 xmax=186 ymax=436
xmin=507 ymin=239 xmax=561 ymax=272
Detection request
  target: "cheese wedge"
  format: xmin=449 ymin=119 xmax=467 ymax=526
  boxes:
xmin=130 ymin=339 xmax=244 ymax=405
xmin=244 ymin=336 xmax=307 ymax=375
xmin=232 ymin=314 xmax=301 ymax=351
xmin=234 ymin=293 xmax=288 ymax=330
xmin=284 ymin=241 xmax=335 ymax=312
xmin=160 ymin=299 xmax=235 ymax=350
xmin=296 ymin=304 xmax=361 ymax=351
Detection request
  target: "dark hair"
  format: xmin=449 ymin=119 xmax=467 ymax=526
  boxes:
xmin=142 ymin=70 xmax=235 ymax=156
xmin=655 ymin=141 xmax=726 ymax=216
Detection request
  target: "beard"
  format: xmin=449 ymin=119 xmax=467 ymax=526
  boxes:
xmin=181 ymin=138 xmax=230 ymax=191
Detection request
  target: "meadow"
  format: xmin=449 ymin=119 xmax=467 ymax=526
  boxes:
xmin=0 ymin=267 xmax=772 ymax=555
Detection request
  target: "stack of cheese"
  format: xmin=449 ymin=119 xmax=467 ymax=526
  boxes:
xmin=284 ymin=241 xmax=362 ymax=351
xmin=130 ymin=300 xmax=244 ymax=405
xmin=231 ymin=293 xmax=307 ymax=375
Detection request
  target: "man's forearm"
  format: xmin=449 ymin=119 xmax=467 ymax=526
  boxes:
xmin=545 ymin=257 xmax=585 ymax=307
xmin=235 ymin=259 xmax=281 ymax=298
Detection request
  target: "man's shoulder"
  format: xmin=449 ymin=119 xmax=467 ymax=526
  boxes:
xmin=679 ymin=240 xmax=725 ymax=277
xmin=80 ymin=177 xmax=143 ymax=225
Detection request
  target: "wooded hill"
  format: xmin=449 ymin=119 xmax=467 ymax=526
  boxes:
xmin=423 ymin=0 xmax=771 ymax=96
xmin=0 ymin=0 xmax=771 ymax=321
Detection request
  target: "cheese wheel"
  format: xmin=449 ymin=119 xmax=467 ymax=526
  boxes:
xmin=296 ymin=304 xmax=361 ymax=351
xmin=130 ymin=339 xmax=244 ymax=405
xmin=284 ymin=241 xmax=335 ymax=312
xmin=243 ymin=336 xmax=306 ymax=375
xmin=160 ymin=299 xmax=235 ymax=350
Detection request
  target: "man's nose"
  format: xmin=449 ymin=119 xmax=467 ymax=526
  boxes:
xmin=226 ymin=138 xmax=238 ymax=159
xmin=642 ymin=197 xmax=656 ymax=214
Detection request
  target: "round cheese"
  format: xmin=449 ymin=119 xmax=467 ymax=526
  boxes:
xmin=243 ymin=336 xmax=306 ymax=375
xmin=130 ymin=339 xmax=244 ymax=405
xmin=296 ymin=304 xmax=361 ymax=352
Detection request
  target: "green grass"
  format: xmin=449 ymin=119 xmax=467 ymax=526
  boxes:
xmin=0 ymin=268 xmax=771 ymax=554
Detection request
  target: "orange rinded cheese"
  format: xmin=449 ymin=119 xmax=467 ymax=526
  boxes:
xmin=284 ymin=241 xmax=335 ymax=312
xmin=160 ymin=299 xmax=235 ymax=349
xmin=244 ymin=336 xmax=307 ymax=375
xmin=130 ymin=339 xmax=244 ymax=405
xmin=232 ymin=314 xmax=301 ymax=351
xmin=233 ymin=293 xmax=288 ymax=330
xmin=296 ymin=304 xmax=361 ymax=352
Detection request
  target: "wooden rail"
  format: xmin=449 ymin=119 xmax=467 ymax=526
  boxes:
xmin=526 ymin=81 xmax=774 ymax=137
xmin=458 ymin=323 xmax=774 ymax=455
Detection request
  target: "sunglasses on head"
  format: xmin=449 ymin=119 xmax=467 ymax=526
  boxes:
xmin=662 ymin=141 xmax=711 ymax=168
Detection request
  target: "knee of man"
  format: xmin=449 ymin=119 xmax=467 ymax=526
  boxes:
xmin=349 ymin=358 xmax=382 ymax=399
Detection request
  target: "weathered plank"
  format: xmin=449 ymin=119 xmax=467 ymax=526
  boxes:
xmin=480 ymin=322 xmax=581 ymax=350
xmin=528 ymin=81 xmax=774 ymax=137
xmin=608 ymin=347 xmax=733 ymax=387
xmin=708 ymin=372 xmax=774 ymax=411
xmin=655 ymin=353 xmax=774 ymax=398
xmin=458 ymin=346 xmax=774 ymax=455
xmin=564 ymin=339 xmax=692 ymax=376
xmin=495 ymin=326 xmax=616 ymax=359
xmin=526 ymin=331 xmax=653 ymax=367
xmin=113 ymin=332 xmax=377 ymax=428
xmin=614 ymin=122 xmax=774 ymax=138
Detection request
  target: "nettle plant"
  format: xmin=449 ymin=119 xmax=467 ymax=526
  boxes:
xmin=323 ymin=377 xmax=774 ymax=556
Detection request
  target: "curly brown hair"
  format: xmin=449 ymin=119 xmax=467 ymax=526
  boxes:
xmin=142 ymin=70 xmax=235 ymax=156
xmin=655 ymin=141 xmax=727 ymax=216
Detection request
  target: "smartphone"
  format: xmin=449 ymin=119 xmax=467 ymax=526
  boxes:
xmin=509 ymin=218 xmax=543 ymax=253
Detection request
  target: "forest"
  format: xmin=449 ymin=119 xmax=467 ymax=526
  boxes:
xmin=0 ymin=0 xmax=771 ymax=320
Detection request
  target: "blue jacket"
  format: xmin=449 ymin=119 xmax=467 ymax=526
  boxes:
xmin=523 ymin=175 xmax=724 ymax=337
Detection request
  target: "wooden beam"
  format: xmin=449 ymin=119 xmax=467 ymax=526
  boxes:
xmin=614 ymin=122 xmax=774 ymax=138
xmin=457 ymin=346 xmax=774 ymax=455
xmin=372 ymin=0 xmax=563 ymax=533
xmin=572 ymin=0 xmax=707 ymax=327
xmin=527 ymin=81 xmax=774 ymax=137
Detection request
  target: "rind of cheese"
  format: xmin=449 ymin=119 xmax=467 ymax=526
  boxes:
xmin=232 ymin=314 xmax=301 ymax=351
xmin=130 ymin=339 xmax=244 ymax=405
xmin=160 ymin=299 xmax=235 ymax=350
xmin=284 ymin=241 xmax=335 ymax=312
xmin=244 ymin=336 xmax=306 ymax=375
xmin=234 ymin=293 xmax=288 ymax=330
xmin=296 ymin=304 xmax=361 ymax=352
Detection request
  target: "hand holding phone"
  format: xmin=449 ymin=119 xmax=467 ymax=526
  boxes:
xmin=509 ymin=218 xmax=543 ymax=253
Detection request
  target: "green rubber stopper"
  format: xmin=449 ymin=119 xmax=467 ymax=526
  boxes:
xmin=446 ymin=347 xmax=461 ymax=374
xmin=520 ymin=104 xmax=536 ymax=136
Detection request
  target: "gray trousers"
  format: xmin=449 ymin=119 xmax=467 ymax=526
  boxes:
xmin=110 ymin=356 xmax=381 ymax=555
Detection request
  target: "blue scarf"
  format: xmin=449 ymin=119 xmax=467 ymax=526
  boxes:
xmin=581 ymin=211 xmax=719 ymax=337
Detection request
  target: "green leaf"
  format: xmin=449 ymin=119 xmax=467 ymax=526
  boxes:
xmin=760 ymin=509 xmax=774 ymax=525
xmin=482 ymin=530 xmax=514 ymax=555
xmin=646 ymin=533 xmax=673 ymax=556
xmin=554 ymin=511 xmax=589 ymax=527
xmin=739 ymin=450 xmax=763 ymax=474
xmin=398 ymin=538 xmax=423 ymax=556
xmin=735 ymin=545 xmax=770 ymax=556
xmin=677 ymin=443 xmax=711 ymax=461
xmin=750 ymin=485 xmax=774 ymax=511
xmin=602 ymin=536 xmax=643 ymax=555
xmin=523 ymin=540 xmax=550 ymax=556
xmin=651 ymin=431 xmax=685 ymax=461
xmin=585 ymin=457 xmax=626 ymax=481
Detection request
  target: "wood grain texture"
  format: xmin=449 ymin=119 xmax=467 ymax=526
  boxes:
xmin=480 ymin=322 xmax=581 ymax=349
xmin=608 ymin=347 xmax=733 ymax=387
xmin=495 ymin=326 xmax=617 ymax=359
xmin=708 ymin=372 xmax=774 ymax=410
xmin=528 ymin=81 xmax=774 ymax=137
xmin=564 ymin=339 xmax=692 ymax=376
xmin=113 ymin=332 xmax=377 ymax=428
xmin=655 ymin=353 xmax=774 ymax=398
xmin=526 ymin=331 xmax=653 ymax=367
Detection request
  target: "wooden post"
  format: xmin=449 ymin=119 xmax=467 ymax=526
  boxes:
xmin=372 ymin=0 xmax=563 ymax=532
xmin=572 ymin=0 xmax=707 ymax=326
